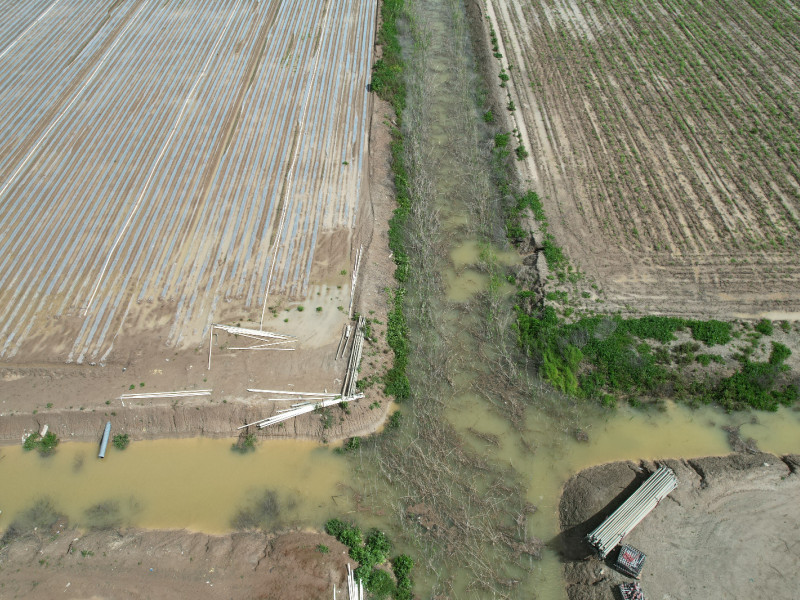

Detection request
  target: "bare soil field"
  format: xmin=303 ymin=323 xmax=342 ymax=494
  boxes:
xmin=0 ymin=0 xmax=376 ymax=364
xmin=0 ymin=527 xmax=352 ymax=600
xmin=481 ymin=0 xmax=800 ymax=320
xmin=559 ymin=453 xmax=800 ymax=600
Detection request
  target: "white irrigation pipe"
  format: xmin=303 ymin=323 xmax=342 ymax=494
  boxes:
xmin=260 ymin=0 xmax=333 ymax=329
xmin=0 ymin=0 xmax=63 ymax=61
xmin=268 ymin=396 xmax=330 ymax=402
xmin=0 ymin=0 xmax=152 ymax=203
xmin=247 ymin=389 xmax=339 ymax=397
xmin=348 ymin=245 xmax=362 ymax=318
xmin=84 ymin=0 xmax=245 ymax=315
xmin=214 ymin=324 xmax=294 ymax=339
xmin=227 ymin=346 xmax=296 ymax=351
xmin=118 ymin=389 xmax=212 ymax=400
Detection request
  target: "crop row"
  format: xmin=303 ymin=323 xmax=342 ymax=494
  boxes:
xmin=492 ymin=0 xmax=800 ymax=258
xmin=0 ymin=0 xmax=376 ymax=362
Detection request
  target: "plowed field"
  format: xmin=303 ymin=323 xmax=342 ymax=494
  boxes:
xmin=0 ymin=0 xmax=375 ymax=363
xmin=485 ymin=0 xmax=800 ymax=319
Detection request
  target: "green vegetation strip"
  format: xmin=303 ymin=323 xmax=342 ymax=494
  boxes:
xmin=325 ymin=519 xmax=413 ymax=600
xmin=372 ymin=0 xmax=410 ymax=402
xmin=515 ymin=308 xmax=796 ymax=411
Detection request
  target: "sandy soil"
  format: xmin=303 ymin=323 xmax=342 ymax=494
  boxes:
xmin=558 ymin=452 xmax=800 ymax=600
xmin=0 ymin=528 xmax=354 ymax=600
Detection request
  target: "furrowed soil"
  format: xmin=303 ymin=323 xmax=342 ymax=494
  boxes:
xmin=480 ymin=0 xmax=800 ymax=320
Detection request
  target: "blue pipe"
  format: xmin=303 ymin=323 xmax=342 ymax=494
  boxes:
xmin=98 ymin=421 xmax=111 ymax=458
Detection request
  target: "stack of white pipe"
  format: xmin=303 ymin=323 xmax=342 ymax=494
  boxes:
xmin=342 ymin=316 xmax=366 ymax=397
xmin=118 ymin=389 xmax=212 ymax=400
xmin=346 ymin=564 xmax=364 ymax=600
xmin=586 ymin=466 xmax=678 ymax=558
xmin=348 ymin=245 xmax=363 ymax=319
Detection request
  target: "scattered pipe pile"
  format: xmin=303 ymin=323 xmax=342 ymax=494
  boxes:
xmin=586 ymin=466 xmax=678 ymax=558
xmin=238 ymin=391 xmax=364 ymax=430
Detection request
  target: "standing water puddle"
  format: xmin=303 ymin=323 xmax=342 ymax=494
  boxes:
xmin=0 ymin=438 xmax=349 ymax=534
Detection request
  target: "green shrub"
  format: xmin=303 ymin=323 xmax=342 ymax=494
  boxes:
xmin=688 ymin=320 xmax=731 ymax=346
xmin=769 ymin=342 xmax=791 ymax=365
xmin=343 ymin=437 xmax=361 ymax=451
xmin=494 ymin=133 xmax=511 ymax=148
xmin=231 ymin=433 xmax=257 ymax=454
xmin=112 ymin=434 xmax=130 ymax=450
xmin=23 ymin=433 xmax=39 ymax=451
xmin=755 ymin=319 xmax=774 ymax=335
xmin=483 ymin=109 xmax=494 ymax=123
xmin=367 ymin=569 xmax=396 ymax=599
xmin=22 ymin=432 xmax=59 ymax=455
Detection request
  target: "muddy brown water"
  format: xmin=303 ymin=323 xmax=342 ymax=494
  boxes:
xmin=0 ymin=438 xmax=348 ymax=534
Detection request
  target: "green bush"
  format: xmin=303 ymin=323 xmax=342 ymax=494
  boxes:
xmin=231 ymin=433 xmax=257 ymax=454
xmin=384 ymin=289 xmax=410 ymax=400
xmin=769 ymin=342 xmax=791 ymax=365
xmin=23 ymin=433 xmax=40 ymax=451
xmin=343 ymin=437 xmax=361 ymax=451
xmin=494 ymin=133 xmax=511 ymax=148
xmin=688 ymin=320 xmax=731 ymax=346
xmin=22 ymin=432 xmax=59 ymax=455
xmin=370 ymin=0 xmax=406 ymax=115
xmin=755 ymin=319 xmax=774 ymax=335
xmin=367 ymin=569 xmax=396 ymax=599
xmin=112 ymin=434 xmax=129 ymax=450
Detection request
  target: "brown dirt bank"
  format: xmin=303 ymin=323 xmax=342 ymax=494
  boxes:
xmin=558 ymin=452 xmax=800 ymax=600
xmin=0 ymin=527 xmax=353 ymax=600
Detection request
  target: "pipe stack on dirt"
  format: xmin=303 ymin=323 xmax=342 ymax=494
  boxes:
xmin=346 ymin=564 xmax=364 ymax=600
xmin=341 ymin=316 xmax=366 ymax=397
xmin=586 ymin=466 xmax=678 ymax=558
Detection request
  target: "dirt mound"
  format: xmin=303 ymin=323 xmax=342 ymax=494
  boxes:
xmin=0 ymin=527 xmax=352 ymax=600
xmin=558 ymin=453 xmax=800 ymax=600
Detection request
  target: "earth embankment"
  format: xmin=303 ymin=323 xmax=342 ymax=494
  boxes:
xmin=559 ymin=452 xmax=800 ymax=600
